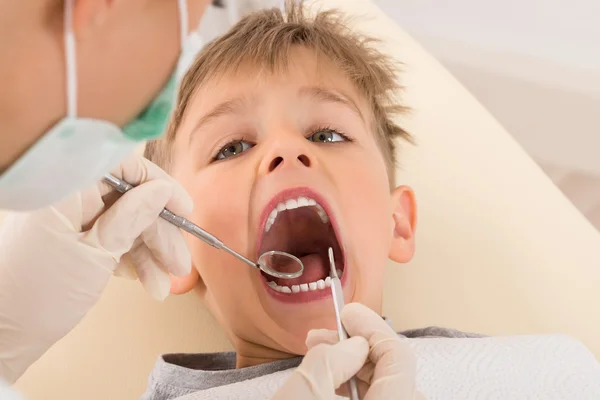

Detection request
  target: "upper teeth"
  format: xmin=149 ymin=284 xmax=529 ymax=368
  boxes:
xmin=265 ymin=196 xmax=329 ymax=232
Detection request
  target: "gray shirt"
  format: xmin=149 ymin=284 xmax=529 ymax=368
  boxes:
xmin=141 ymin=326 xmax=482 ymax=400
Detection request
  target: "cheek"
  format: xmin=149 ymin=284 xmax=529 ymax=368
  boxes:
xmin=78 ymin=6 xmax=179 ymax=125
xmin=334 ymin=146 xmax=391 ymax=297
xmin=338 ymin=143 xmax=391 ymax=235
xmin=179 ymin=164 xmax=256 ymax=295
xmin=188 ymin=166 xmax=251 ymax=239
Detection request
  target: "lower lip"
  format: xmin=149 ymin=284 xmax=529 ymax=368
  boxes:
xmin=260 ymin=264 xmax=349 ymax=303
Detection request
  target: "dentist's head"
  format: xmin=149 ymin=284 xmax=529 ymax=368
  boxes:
xmin=0 ymin=0 xmax=215 ymax=210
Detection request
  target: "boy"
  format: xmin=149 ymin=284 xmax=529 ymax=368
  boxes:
xmin=143 ymin=2 xmax=473 ymax=398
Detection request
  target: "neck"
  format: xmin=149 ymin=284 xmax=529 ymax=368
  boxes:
xmin=235 ymin=340 xmax=300 ymax=369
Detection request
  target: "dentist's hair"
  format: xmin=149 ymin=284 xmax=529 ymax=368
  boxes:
xmin=146 ymin=0 xmax=411 ymax=186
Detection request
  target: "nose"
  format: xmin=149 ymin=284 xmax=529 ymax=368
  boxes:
xmin=259 ymin=135 xmax=314 ymax=175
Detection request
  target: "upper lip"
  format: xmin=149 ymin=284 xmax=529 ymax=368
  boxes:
xmin=255 ymin=186 xmax=345 ymax=261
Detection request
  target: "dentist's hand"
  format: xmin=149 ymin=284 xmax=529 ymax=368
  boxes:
xmin=0 ymin=155 xmax=193 ymax=383
xmin=271 ymin=336 xmax=370 ymax=400
xmin=305 ymin=303 xmax=426 ymax=400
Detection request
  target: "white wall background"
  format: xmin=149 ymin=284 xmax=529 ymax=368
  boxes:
xmin=374 ymin=0 xmax=600 ymax=228
xmin=375 ymin=0 xmax=600 ymax=176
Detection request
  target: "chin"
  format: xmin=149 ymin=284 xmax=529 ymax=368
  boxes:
xmin=272 ymin=313 xmax=341 ymax=355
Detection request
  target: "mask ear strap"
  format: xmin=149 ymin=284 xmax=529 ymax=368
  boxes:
xmin=177 ymin=0 xmax=189 ymax=49
xmin=64 ymin=0 xmax=77 ymax=118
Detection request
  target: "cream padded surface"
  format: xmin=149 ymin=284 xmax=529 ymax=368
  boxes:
xmin=4 ymin=0 xmax=600 ymax=399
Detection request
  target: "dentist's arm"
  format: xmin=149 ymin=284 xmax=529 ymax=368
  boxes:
xmin=0 ymin=155 xmax=193 ymax=383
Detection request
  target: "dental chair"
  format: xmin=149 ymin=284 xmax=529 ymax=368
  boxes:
xmin=5 ymin=0 xmax=600 ymax=398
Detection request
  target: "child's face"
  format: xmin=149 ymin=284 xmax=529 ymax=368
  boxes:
xmin=169 ymin=47 xmax=416 ymax=360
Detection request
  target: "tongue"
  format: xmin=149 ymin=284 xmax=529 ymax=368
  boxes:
xmin=275 ymin=253 xmax=328 ymax=286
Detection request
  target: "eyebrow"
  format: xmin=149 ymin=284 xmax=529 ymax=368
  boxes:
xmin=299 ymin=86 xmax=365 ymax=122
xmin=187 ymin=86 xmax=364 ymax=145
xmin=188 ymin=97 xmax=247 ymax=144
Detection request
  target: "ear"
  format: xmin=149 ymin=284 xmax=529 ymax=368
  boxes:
xmin=72 ymin=0 xmax=115 ymax=37
xmin=388 ymin=186 xmax=417 ymax=263
xmin=170 ymin=268 xmax=201 ymax=295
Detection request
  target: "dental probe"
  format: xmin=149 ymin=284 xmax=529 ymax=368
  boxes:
xmin=328 ymin=247 xmax=360 ymax=400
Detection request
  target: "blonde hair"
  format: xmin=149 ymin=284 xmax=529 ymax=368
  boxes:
xmin=145 ymin=1 xmax=411 ymax=186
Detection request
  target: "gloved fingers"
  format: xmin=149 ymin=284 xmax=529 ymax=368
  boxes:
xmin=355 ymin=360 xmax=375 ymax=383
xmin=113 ymin=256 xmax=138 ymax=280
xmin=305 ymin=329 xmax=339 ymax=348
xmin=362 ymin=339 xmax=418 ymax=400
xmin=335 ymin=378 xmax=370 ymax=399
xmin=305 ymin=331 xmax=376 ymax=399
xmin=296 ymin=337 xmax=368 ymax=396
xmin=341 ymin=303 xmax=419 ymax=399
xmin=141 ymin=218 xmax=192 ymax=277
xmin=82 ymin=179 xmax=173 ymax=259
xmin=100 ymin=155 xmax=193 ymax=215
xmin=113 ymin=239 xmax=174 ymax=300
xmin=306 ymin=330 xmax=378 ymax=381
xmin=362 ymin=351 xmax=418 ymax=400
xmin=341 ymin=303 xmax=398 ymax=342
xmin=334 ymin=358 xmax=375 ymax=398
xmin=128 ymin=241 xmax=172 ymax=301
xmin=369 ymin=336 xmax=417 ymax=370
xmin=341 ymin=303 xmax=404 ymax=361
xmin=272 ymin=337 xmax=369 ymax=400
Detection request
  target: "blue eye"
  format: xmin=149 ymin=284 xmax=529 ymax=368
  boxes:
xmin=215 ymin=140 xmax=254 ymax=160
xmin=307 ymin=128 xmax=347 ymax=143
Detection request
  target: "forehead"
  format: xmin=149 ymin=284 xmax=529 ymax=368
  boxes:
xmin=184 ymin=47 xmax=368 ymax=120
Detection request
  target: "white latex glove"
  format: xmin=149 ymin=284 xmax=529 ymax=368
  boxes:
xmin=271 ymin=336 xmax=370 ymax=400
xmin=0 ymin=155 xmax=193 ymax=383
xmin=0 ymin=377 xmax=23 ymax=400
xmin=305 ymin=303 xmax=426 ymax=400
xmin=0 ymin=379 xmax=23 ymax=400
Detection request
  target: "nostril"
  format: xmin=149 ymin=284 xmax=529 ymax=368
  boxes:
xmin=268 ymin=154 xmax=311 ymax=172
xmin=269 ymin=156 xmax=284 ymax=172
xmin=297 ymin=154 xmax=310 ymax=167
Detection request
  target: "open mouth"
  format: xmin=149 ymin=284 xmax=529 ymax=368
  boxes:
xmin=257 ymin=190 xmax=345 ymax=296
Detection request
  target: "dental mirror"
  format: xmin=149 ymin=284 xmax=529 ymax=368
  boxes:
xmin=257 ymin=250 xmax=304 ymax=279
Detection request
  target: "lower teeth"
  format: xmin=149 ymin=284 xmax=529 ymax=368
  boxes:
xmin=268 ymin=275 xmax=339 ymax=294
